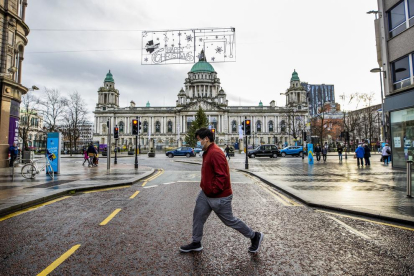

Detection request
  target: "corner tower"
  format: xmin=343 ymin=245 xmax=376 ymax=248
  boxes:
xmin=285 ymin=69 xmax=307 ymax=109
xmin=97 ymin=70 xmax=120 ymax=109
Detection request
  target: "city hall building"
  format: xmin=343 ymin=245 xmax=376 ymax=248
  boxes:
xmin=93 ymin=56 xmax=309 ymax=150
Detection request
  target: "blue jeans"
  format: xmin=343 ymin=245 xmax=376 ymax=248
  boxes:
xmin=338 ymin=153 xmax=342 ymax=161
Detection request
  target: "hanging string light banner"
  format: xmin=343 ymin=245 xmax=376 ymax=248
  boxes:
xmin=141 ymin=27 xmax=236 ymax=65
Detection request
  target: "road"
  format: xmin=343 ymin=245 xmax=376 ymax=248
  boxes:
xmin=1 ymin=155 xmax=413 ymax=275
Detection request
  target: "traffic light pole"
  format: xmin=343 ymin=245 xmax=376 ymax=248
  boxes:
xmin=107 ymin=120 xmax=111 ymax=171
xmin=134 ymin=116 xmax=139 ymax=169
xmin=302 ymin=130 xmax=305 ymax=160
xmin=114 ymin=138 xmax=118 ymax=164
xmin=245 ymin=135 xmax=249 ymax=169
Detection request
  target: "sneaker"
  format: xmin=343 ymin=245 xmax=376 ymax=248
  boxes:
xmin=248 ymin=232 xmax=264 ymax=253
xmin=179 ymin=242 xmax=203 ymax=253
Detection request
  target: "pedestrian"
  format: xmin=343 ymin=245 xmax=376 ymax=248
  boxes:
xmin=315 ymin=144 xmax=322 ymax=161
xmin=82 ymin=147 xmax=89 ymax=166
xmin=322 ymin=145 xmax=328 ymax=162
xmin=180 ymin=128 xmax=263 ymax=254
xmin=225 ymin=144 xmax=230 ymax=161
xmin=337 ymin=144 xmax=343 ymax=161
xmin=363 ymin=144 xmax=371 ymax=166
xmin=355 ymin=144 xmax=365 ymax=167
xmin=86 ymin=143 xmax=97 ymax=167
xmin=382 ymin=143 xmax=391 ymax=165
xmin=9 ymin=142 xmax=19 ymax=167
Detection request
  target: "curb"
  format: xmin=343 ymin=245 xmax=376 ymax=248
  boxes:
xmin=0 ymin=168 xmax=155 ymax=218
xmin=238 ymin=169 xmax=414 ymax=226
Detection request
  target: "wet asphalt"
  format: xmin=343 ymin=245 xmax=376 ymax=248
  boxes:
xmin=0 ymin=156 xmax=414 ymax=275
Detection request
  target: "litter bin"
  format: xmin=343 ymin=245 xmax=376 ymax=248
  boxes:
xmin=22 ymin=151 xmax=33 ymax=163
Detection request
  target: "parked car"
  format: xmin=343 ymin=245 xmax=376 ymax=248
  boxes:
xmin=193 ymin=147 xmax=203 ymax=154
xmin=165 ymin=147 xmax=195 ymax=158
xmin=248 ymin=144 xmax=280 ymax=158
xmin=280 ymin=146 xmax=304 ymax=157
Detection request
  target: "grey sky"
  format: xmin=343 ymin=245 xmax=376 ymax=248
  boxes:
xmin=23 ymin=0 xmax=380 ymax=121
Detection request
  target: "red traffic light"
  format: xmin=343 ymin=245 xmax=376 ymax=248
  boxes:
xmin=115 ymin=127 xmax=119 ymax=131
xmin=245 ymin=120 xmax=251 ymax=125
xmin=132 ymin=120 xmax=138 ymax=125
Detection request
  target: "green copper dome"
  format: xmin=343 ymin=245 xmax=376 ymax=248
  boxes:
xmin=104 ymin=70 xmax=114 ymax=83
xmin=259 ymin=100 xmax=263 ymax=107
xmin=190 ymin=61 xmax=215 ymax=73
xmin=146 ymin=101 xmax=150 ymax=107
xmin=291 ymin=69 xmax=300 ymax=82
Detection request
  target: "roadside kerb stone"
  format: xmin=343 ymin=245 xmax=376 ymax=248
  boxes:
xmin=0 ymin=168 xmax=154 ymax=218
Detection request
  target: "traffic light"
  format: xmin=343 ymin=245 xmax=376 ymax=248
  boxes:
xmin=245 ymin=119 xmax=251 ymax=135
xmin=114 ymin=126 xmax=119 ymax=139
xmin=211 ymin=128 xmax=216 ymax=141
xmin=241 ymin=121 xmax=245 ymax=132
xmin=132 ymin=119 xmax=138 ymax=135
xmin=303 ymin=132 xmax=307 ymax=141
xmin=139 ymin=121 xmax=142 ymax=131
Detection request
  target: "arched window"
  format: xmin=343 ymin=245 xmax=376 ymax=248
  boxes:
xmin=268 ymin=120 xmax=274 ymax=132
xmin=256 ymin=120 xmax=262 ymax=133
xmin=119 ymin=121 xmax=124 ymax=134
xmin=231 ymin=120 xmax=237 ymax=133
xmin=280 ymin=120 xmax=286 ymax=133
xmin=155 ymin=121 xmax=161 ymax=133
xmin=168 ymin=121 xmax=173 ymax=133
xmin=143 ymin=121 xmax=148 ymax=133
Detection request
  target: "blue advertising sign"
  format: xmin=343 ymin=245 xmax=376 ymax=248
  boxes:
xmin=47 ymin=132 xmax=61 ymax=174
xmin=308 ymin=143 xmax=314 ymax=164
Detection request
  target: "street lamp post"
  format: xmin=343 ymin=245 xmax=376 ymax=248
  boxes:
xmin=370 ymin=68 xmax=386 ymax=142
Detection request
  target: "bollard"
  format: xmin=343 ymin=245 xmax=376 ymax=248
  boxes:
xmin=408 ymin=160 xmax=413 ymax=197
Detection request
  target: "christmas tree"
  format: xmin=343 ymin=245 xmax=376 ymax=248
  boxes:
xmin=185 ymin=106 xmax=209 ymax=147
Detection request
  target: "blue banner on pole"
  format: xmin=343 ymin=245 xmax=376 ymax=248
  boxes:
xmin=308 ymin=143 xmax=314 ymax=164
xmin=47 ymin=132 xmax=61 ymax=174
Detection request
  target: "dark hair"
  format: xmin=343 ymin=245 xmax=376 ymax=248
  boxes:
xmin=195 ymin=128 xmax=214 ymax=142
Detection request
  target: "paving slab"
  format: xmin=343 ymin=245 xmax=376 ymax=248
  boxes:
xmin=0 ymin=160 xmax=153 ymax=217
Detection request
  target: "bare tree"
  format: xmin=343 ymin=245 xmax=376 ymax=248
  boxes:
xmin=61 ymin=91 xmax=88 ymax=156
xmin=284 ymin=108 xmax=306 ymax=145
xmin=19 ymin=93 xmax=40 ymax=150
xmin=310 ymin=96 xmax=341 ymax=145
xmin=39 ymin=88 xmax=67 ymax=132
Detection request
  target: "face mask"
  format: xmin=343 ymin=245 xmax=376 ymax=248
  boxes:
xmin=197 ymin=141 xmax=201 ymax=146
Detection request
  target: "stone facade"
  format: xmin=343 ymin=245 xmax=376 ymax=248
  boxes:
xmin=93 ymin=61 xmax=309 ymax=150
xmin=0 ymin=0 xmax=29 ymax=166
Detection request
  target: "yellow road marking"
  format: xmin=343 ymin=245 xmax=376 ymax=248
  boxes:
xmin=37 ymin=244 xmax=81 ymax=276
xmin=100 ymin=209 xmax=122 ymax=226
xmin=129 ymin=191 xmax=140 ymax=199
xmin=141 ymin=169 xmax=164 ymax=184
xmin=0 ymin=196 xmax=71 ymax=222
xmin=82 ymin=185 xmax=131 ymax=194
xmin=141 ymin=181 xmax=147 ymax=187
xmin=270 ymin=189 xmax=302 ymax=206
xmin=261 ymin=185 xmax=290 ymax=206
xmin=316 ymin=210 xmax=414 ymax=232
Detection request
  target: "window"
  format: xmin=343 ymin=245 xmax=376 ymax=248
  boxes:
xmin=18 ymin=0 xmax=24 ymax=18
xmin=388 ymin=1 xmax=407 ymax=37
xmin=143 ymin=121 xmax=148 ymax=133
xmin=155 ymin=121 xmax=161 ymax=133
xmin=256 ymin=120 xmax=262 ymax=133
xmin=268 ymin=120 xmax=274 ymax=132
xmin=392 ymin=55 xmax=411 ymax=90
xmin=119 ymin=121 xmax=124 ymax=133
xmin=409 ymin=0 xmax=414 ymax=26
xmin=280 ymin=120 xmax=286 ymax=132
xmin=168 ymin=121 xmax=173 ymax=133
xmin=231 ymin=120 xmax=237 ymax=133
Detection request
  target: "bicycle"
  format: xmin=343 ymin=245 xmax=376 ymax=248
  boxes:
xmin=21 ymin=150 xmax=55 ymax=179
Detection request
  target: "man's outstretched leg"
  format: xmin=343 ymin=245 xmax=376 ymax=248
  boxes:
xmin=180 ymin=191 xmax=212 ymax=253
xmin=212 ymin=194 xmax=264 ymax=253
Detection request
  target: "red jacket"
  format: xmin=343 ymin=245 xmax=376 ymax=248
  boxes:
xmin=200 ymin=143 xmax=232 ymax=198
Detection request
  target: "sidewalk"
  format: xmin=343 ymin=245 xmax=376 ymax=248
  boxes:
xmin=175 ymin=154 xmax=414 ymax=225
xmin=0 ymin=160 xmax=153 ymax=217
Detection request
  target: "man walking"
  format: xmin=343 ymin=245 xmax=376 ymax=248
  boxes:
xmin=355 ymin=143 xmax=365 ymax=167
xmin=224 ymin=144 xmax=230 ymax=161
xmin=9 ymin=143 xmax=19 ymax=167
xmin=363 ymin=143 xmax=371 ymax=166
xmin=315 ymin=144 xmax=322 ymax=161
xmin=337 ymin=144 xmax=343 ymax=162
xmin=322 ymin=145 xmax=328 ymax=162
xmin=180 ymin=128 xmax=263 ymax=254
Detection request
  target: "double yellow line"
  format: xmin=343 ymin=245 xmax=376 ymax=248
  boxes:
xmin=142 ymin=169 xmax=164 ymax=187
